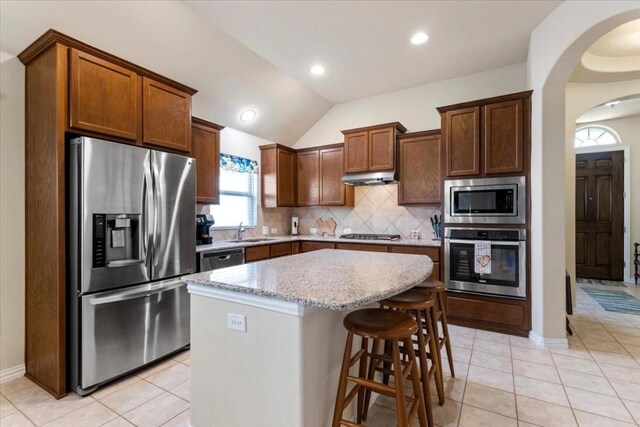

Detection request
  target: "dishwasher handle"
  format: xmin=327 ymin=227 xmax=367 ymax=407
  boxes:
xmin=201 ymin=249 xmax=244 ymax=259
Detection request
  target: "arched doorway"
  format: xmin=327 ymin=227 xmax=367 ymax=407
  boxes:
xmin=527 ymin=3 xmax=639 ymax=345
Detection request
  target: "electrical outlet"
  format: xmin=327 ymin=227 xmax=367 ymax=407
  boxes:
xmin=271 ymin=227 xmax=278 ymax=234
xmin=227 ymin=313 xmax=246 ymax=332
xmin=343 ymin=228 xmax=352 ymax=234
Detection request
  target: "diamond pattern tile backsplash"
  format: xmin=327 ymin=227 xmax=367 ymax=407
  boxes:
xmin=200 ymin=184 xmax=441 ymax=241
xmin=296 ymin=184 xmax=441 ymax=240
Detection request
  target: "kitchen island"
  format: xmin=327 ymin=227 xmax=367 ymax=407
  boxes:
xmin=182 ymin=249 xmax=433 ymax=427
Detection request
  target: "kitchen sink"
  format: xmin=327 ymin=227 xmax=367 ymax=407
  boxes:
xmin=226 ymin=238 xmax=278 ymax=243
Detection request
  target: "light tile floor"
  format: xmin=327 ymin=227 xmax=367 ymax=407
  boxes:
xmin=2 ymin=282 xmax=640 ymax=426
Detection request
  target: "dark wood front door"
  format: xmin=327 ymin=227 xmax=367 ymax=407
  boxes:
xmin=575 ymin=151 xmax=624 ymax=280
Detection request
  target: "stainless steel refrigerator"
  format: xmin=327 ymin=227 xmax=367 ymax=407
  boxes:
xmin=68 ymin=136 xmax=195 ymax=395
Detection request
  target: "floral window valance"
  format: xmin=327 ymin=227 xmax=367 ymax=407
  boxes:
xmin=220 ymin=153 xmax=259 ymax=174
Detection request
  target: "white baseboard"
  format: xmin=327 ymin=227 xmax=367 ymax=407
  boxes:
xmin=529 ymin=331 xmax=568 ymax=348
xmin=0 ymin=364 xmax=25 ymax=384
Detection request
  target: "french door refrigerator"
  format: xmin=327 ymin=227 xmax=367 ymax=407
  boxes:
xmin=68 ymin=136 xmax=195 ymax=395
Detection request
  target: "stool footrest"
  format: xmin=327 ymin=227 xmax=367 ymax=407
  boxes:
xmin=347 ymin=376 xmax=396 ymax=397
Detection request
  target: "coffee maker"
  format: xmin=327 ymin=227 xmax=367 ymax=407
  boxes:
xmin=196 ymin=214 xmax=215 ymax=245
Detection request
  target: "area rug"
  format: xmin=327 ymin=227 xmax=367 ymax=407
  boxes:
xmin=581 ymin=287 xmax=640 ymax=315
xmin=577 ymin=277 xmax=626 ymax=287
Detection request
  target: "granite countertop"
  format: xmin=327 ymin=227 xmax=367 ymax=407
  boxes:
xmin=196 ymin=234 xmax=441 ymax=253
xmin=183 ymin=249 xmax=433 ymax=310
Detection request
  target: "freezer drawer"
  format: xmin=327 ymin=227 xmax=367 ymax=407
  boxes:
xmin=80 ymin=279 xmax=189 ymax=390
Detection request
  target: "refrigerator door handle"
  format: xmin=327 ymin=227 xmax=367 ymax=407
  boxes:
xmin=89 ymin=279 xmax=185 ymax=305
xmin=106 ymin=259 xmax=145 ymax=268
xmin=143 ymin=155 xmax=154 ymax=274
xmin=151 ymin=152 xmax=160 ymax=268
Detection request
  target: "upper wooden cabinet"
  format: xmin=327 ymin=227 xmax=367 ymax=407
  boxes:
xmin=261 ymin=143 xmax=354 ymax=208
xmin=483 ymin=100 xmax=524 ymax=174
xmin=319 ymin=145 xmax=353 ymax=206
xmin=438 ymin=91 xmax=531 ymax=178
xmin=297 ymin=149 xmax=320 ymax=206
xmin=343 ymin=131 xmax=369 ymax=173
xmin=342 ymin=122 xmax=406 ymax=173
xmin=260 ymin=144 xmax=296 ymax=208
xmin=191 ymin=117 xmax=223 ymax=205
xmin=398 ymin=130 xmax=441 ymax=205
xmin=443 ymin=107 xmax=480 ymax=177
xmin=69 ymin=49 xmax=140 ymax=141
xmin=142 ymin=77 xmax=192 ymax=152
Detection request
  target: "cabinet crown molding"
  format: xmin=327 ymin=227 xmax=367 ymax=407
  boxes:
xmin=398 ymin=129 xmax=441 ymax=139
xmin=18 ymin=29 xmax=198 ymax=96
xmin=192 ymin=116 xmax=225 ymax=131
xmin=436 ymin=90 xmax=532 ymax=113
xmin=341 ymin=122 xmax=407 ymax=135
xmin=258 ymin=143 xmax=296 ymax=152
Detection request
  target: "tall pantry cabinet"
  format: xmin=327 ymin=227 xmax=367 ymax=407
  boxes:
xmin=18 ymin=30 xmax=197 ymax=398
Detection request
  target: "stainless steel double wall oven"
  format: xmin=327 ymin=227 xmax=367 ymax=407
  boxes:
xmin=68 ymin=137 xmax=195 ymax=395
xmin=443 ymin=176 xmax=527 ymax=299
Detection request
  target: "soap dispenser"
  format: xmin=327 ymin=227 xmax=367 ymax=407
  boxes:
xmin=291 ymin=214 xmax=299 ymax=236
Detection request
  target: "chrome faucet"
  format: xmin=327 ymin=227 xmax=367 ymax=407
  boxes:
xmin=235 ymin=222 xmax=245 ymax=241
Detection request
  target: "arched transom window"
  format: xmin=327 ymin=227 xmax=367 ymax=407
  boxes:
xmin=575 ymin=126 xmax=620 ymax=148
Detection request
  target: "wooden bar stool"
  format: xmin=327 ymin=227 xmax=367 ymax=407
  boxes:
xmin=332 ymin=308 xmax=427 ymax=427
xmin=368 ymin=290 xmax=443 ymax=427
xmin=414 ymin=279 xmax=455 ymax=379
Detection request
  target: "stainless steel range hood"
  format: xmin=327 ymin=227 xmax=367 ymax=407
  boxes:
xmin=342 ymin=171 xmax=397 ymax=186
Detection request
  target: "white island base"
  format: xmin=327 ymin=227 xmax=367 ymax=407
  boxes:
xmin=190 ymin=289 xmax=360 ymax=427
xmin=185 ymin=250 xmax=433 ymax=426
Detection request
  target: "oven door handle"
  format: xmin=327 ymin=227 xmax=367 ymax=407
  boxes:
xmin=447 ymin=239 xmax=523 ymax=246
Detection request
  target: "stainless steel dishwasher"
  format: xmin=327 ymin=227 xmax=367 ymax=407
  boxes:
xmin=197 ymin=248 xmax=245 ymax=272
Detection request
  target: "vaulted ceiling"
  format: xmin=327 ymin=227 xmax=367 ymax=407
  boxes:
xmin=1 ymin=0 xmax=563 ymax=144
xmin=188 ymin=1 xmax=561 ymax=104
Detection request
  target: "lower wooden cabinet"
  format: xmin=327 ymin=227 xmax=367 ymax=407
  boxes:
xmin=389 ymin=246 xmax=441 ymax=281
xmin=245 ymin=245 xmax=271 ymax=263
xmin=445 ymin=292 xmax=530 ymax=336
xmin=270 ymin=242 xmax=292 ymax=258
xmin=245 ymin=242 xmax=293 ymax=262
xmin=336 ymin=243 xmax=388 ymax=253
xmin=300 ymin=241 xmax=336 ymax=252
xmin=191 ymin=117 xmax=223 ymax=204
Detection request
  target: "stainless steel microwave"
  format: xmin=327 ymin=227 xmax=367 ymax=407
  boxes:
xmin=444 ymin=176 xmax=526 ymax=224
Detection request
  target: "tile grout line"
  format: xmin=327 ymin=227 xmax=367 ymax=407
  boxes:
xmin=454 ymin=328 xmax=477 ymax=426
xmin=548 ymin=336 xmax=581 ymax=427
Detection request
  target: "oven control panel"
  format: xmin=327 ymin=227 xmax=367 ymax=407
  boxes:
xmin=447 ymin=228 xmax=526 ymax=241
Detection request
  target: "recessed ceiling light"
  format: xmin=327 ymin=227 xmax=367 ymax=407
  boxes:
xmin=310 ymin=65 xmax=325 ymax=76
xmin=240 ymin=109 xmax=256 ymax=122
xmin=411 ymin=32 xmax=429 ymax=45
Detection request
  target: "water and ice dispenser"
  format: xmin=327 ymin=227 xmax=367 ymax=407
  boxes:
xmin=92 ymin=214 xmax=142 ymax=268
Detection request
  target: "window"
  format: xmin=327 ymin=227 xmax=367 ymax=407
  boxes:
xmin=209 ymin=153 xmax=258 ymax=228
xmin=574 ymin=126 xmax=620 ymax=148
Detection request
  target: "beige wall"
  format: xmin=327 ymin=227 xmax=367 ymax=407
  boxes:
xmin=0 ymin=52 xmax=25 ymax=372
xmin=292 ymin=62 xmax=527 ymax=149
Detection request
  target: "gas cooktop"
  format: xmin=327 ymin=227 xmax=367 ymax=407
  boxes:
xmin=339 ymin=233 xmax=401 ymax=241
